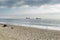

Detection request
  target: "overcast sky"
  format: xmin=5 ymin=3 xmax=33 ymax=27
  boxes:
xmin=0 ymin=0 xmax=60 ymax=19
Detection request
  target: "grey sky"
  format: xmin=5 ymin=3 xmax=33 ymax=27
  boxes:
xmin=0 ymin=0 xmax=60 ymax=7
xmin=0 ymin=0 xmax=60 ymax=19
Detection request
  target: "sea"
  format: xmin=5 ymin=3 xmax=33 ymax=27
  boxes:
xmin=0 ymin=18 xmax=60 ymax=31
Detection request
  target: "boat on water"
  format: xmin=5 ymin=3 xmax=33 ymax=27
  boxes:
xmin=26 ymin=17 xmax=30 ymax=19
xmin=36 ymin=18 xmax=41 ymax=20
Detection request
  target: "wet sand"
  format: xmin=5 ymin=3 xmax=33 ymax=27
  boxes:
xmin=0 ymin=24 xmax=60 ymax=40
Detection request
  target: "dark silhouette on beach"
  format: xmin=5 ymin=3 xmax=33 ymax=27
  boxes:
xmin=3 ymin=24 xmax=7 ymax=27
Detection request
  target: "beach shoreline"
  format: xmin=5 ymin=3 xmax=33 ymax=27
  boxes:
xmin=0 ymin=23 xmax=60 ymax=40
xmin=0 ymin=22 xmax=60 ymax=31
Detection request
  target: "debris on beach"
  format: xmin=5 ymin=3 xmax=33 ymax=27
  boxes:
xmin=3 ymin=24 xmax=7 ymax=27
xmin=11 ymin=27 xmax=13 ymax=29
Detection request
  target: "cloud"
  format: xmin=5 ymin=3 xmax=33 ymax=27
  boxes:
xmin=0 ymin=4 xmax=60 ymax=19
xmin=0 ymin=0 xmax=60 ymax=8
xmin=17 ymin=4 xmax=60 ymax=14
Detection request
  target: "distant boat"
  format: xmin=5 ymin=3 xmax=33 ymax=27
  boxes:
xmin=36 ymin=18 xmax=41 ymax=19
xmin=26 ymin=17 xmax=30 ymax=19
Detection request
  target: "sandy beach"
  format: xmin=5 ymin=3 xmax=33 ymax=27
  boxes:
xmin=0 ymin=24 xmax=60 ymax=40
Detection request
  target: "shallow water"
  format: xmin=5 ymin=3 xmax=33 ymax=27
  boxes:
xmin=0 ymin=19 xmax=60 ymax=26
xmin=0 ymin=19 xmax=60 ymax=30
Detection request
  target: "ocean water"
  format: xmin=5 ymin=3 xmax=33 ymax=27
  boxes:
xmin=0 ymin=19 xmax=60 ymax=30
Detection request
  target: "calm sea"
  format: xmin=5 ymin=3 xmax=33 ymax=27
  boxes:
xmin=0 ymin=18 xmax=60 ymax=30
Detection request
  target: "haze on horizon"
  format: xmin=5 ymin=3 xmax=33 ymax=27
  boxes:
xmin=0 ymin=0 xmax=60 ymax=19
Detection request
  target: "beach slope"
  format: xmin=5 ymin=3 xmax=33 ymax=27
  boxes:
xmin=0 ymin=24 xmax=60 ymax=40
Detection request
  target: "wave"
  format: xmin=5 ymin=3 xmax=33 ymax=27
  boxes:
xmin=0 ymin=22 xmax=60 ymax=31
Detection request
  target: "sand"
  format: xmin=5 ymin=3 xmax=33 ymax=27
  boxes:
xmin=0 ymin=24 xmax=60 ymax=40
